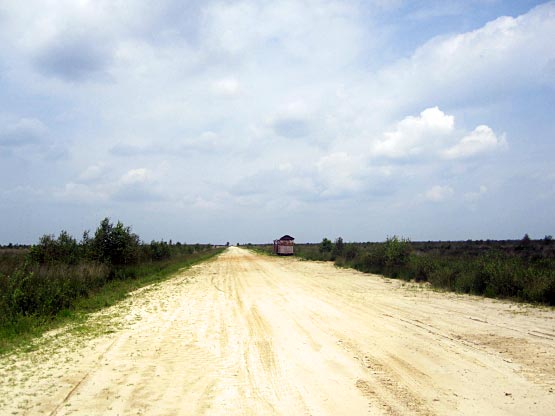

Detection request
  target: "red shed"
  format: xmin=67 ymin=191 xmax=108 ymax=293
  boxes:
xmin=273 ymin=235 xmax=294 ymax=255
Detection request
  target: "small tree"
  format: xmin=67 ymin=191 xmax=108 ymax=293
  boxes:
xmin=91 ymin=218 xmax=140 ymax=266
xmin=29 ymin=230 xmax=80 ymax=265
xmin=384 ymin=236 xmax=411 ymax=268
xmin=332 ymin=237 xmax=345 ymax=258
xmin=149 ymin=240 xmax=171 ymax=261
xmin=518 ymin=233 xmax=532 ymax=251
xmin=319 ymin=238 xmax=333 ymax=253
xmin=56 ymin=230 xmax=80 ymax=264
xmin=344 ymin=243 xmax=359 ymax=262
xmin=29 ymin=234 xmax=56 ymax=264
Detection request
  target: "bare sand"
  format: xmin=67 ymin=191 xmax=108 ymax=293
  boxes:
xmin=1 ymin=246 xmax=554 ymax=415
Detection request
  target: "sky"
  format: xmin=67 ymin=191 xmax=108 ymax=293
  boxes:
xmin=0 ymin=0 xmax=554 ymax=244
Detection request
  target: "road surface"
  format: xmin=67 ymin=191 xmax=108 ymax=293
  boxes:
xmin=1 ymin=247 xmax=554 ymax=415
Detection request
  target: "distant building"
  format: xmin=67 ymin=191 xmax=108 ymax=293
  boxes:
xmin=273 ymin=235 xmax=294 ymax=255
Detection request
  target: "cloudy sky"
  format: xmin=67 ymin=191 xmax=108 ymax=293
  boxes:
xmin=1 ymin=0 xmax=554 ymax=244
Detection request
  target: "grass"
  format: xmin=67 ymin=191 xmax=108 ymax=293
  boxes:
xmin=246 ymin=246 xmax=273 ymax=257
xmin=252 ymin=239 xmax=555 ymax=306
xmin=0 ymin=248 xmax=224 ymax=356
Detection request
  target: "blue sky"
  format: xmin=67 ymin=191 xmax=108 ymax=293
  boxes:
xmin=0 ymin=0 xmax=554 ymax=244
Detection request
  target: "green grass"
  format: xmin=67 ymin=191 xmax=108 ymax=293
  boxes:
xmin=252 ymin=240 xmax=555 ymax=306
xmin=246 ymin=246 xmax=274 ymax=256
xmin=0 ymin=248 xmax=224 ymax=355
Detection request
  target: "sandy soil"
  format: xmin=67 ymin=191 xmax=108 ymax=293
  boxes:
xmin=1 ymin=246 xmax=554 ymax=415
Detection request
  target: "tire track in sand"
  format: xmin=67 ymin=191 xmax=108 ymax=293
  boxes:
xmin=1 ymin=247 xmax=554 ymax=415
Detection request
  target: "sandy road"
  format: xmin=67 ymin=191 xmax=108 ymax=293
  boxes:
xmin=1 ymin=247 xmax=555 ymax=415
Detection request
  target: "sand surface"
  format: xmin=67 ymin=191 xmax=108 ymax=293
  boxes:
xmin=1 ymin=246 xmax=554 ymax=415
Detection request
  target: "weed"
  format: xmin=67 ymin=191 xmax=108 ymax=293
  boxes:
xmin=0 ymin=219 xmax=222 ymax=355
xmin=252 ymin=237 xmax=555 ymax=305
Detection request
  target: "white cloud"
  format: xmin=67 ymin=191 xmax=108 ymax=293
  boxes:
xmin=372 ymin=107 xmax=454 ymax=158
xmin=192 ymin=195 xmax=224 ymax=211
xmin=0 ymin=1 xmax=554 ymax=242
xmin=201 ymin=0 xmax=363 ymax=66
xmin=78 ymin=163 xmax=107 ymax=183
xmin=316 ymin=152 xmax=365 ymax=197
xmin=212 ymin=77 xmax=241 ymax=97
xmin=371 ymin=107 xmax=505 ymax=161
xmin=442 ymin=125 xmax=507 ymax=159
xmin=1 ymin=185 xmax=46 ymax=202
xmin=111 ymin=168 xmax=164 ymax=202
xmin=269 ymin=100 xmax=313 ymax=139
xmin=119 ymin=168 xmax=150 ymax=185
xmin=56 ymin=168 xmax=158 ymax=204
xmin=464 ymin=185 xmax=488 ymax=202
xmin=424 ymin=185 xmax=454 ymax=202
xmin=230 ymin=165 xmax=314 ymax=200
xmin=228 ymin=150 xmax=371 ymax=203
xmin=34 ymin=34 xmax=113 ymax=82
xmin=0 ymin=117 xmax=47 ymax=147
xmin=378 ymin=2 xmax=555 ymax=106
xmin=55 ymin=182 xmax=109 ymax=204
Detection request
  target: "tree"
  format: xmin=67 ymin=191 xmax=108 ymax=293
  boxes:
xmin=519 ymin=233 xmax=532 ymax=250
xmin=319 ymin=238 xmax=333 ymax=253
xmin=344 ymin=243 xmax=359 ymax=261
xmin=149 ymin=240 xmax=171 ymax=261
xmin=384 ymin=236 xmax=411 ymax=267
xmin=332 ymin=237 xmax=344 ymax=257
xmin=91 ymin=218 xmax=140 ymax=266
xmin=29 ymin=230 xmax=79 ymax=265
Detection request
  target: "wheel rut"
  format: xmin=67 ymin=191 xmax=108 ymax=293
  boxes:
xmin=1 ymin=247 xmax=554 ymax=415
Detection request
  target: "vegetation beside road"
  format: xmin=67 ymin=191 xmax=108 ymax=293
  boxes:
xmin=0 ymin=218 xmax=222 ymax=354
xmin=254 ymin=235 xmax=555 ymax=305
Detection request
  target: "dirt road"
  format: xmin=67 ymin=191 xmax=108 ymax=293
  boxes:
xmin=1 ymin=247 xmax=554 ymax=415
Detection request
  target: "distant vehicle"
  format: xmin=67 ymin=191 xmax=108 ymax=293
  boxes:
xmin=273 ymin=235 xmax=294 ymax=255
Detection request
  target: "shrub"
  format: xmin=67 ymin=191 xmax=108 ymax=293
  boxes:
xmin=29 ymin=231 xmax=80 ymax=265
xmin=90 ymin=218 xmax=140 ymax=266
xmin=344 ymin=243 xmax=359 ymax=262
xmin=332 ymin=237 xmax=345 ymax=258
xmin=1 ymin=261 xmax=109 ymax=323
xmin=319 ymin=238 xmax=333 ymax=254
xmin=295 ymin=237 xmax=555 ymax=305
xmin=407 ymin=255 xmax=437 ymax=282
xmin=0 ymin=219 xmax=218 ymax=335
xmin=384 ymin=236 xmax=411 ymax=268
xmin=149 ymin=240 xmax=171 ymax=261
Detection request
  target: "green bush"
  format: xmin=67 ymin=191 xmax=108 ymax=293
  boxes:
xmin=90 ymin=218 xmax=140 ymax=266
xmin=384 ymin=236 xmax=411 ymax=268
xmin=0 ymin=218 xmax=218 ymax=332
xmin=407 ymin=255 xmax=437 ymax=282
xmin=149 ymin=240 xmax=171 ymax=261
xmin=344 ymin=243 xmax=359 ymax=262
xmin=295 ymin=237 xmax=555 ymax=305
xmin=0 ymin=261 xmax=109 ymax=325
xmin=319 ymin=238 xmax=333 ymax=254
xmin=29 ymin=231 xmax=80 ymax=265
xmin=332 ymin=237 xmax=344 ymax=258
